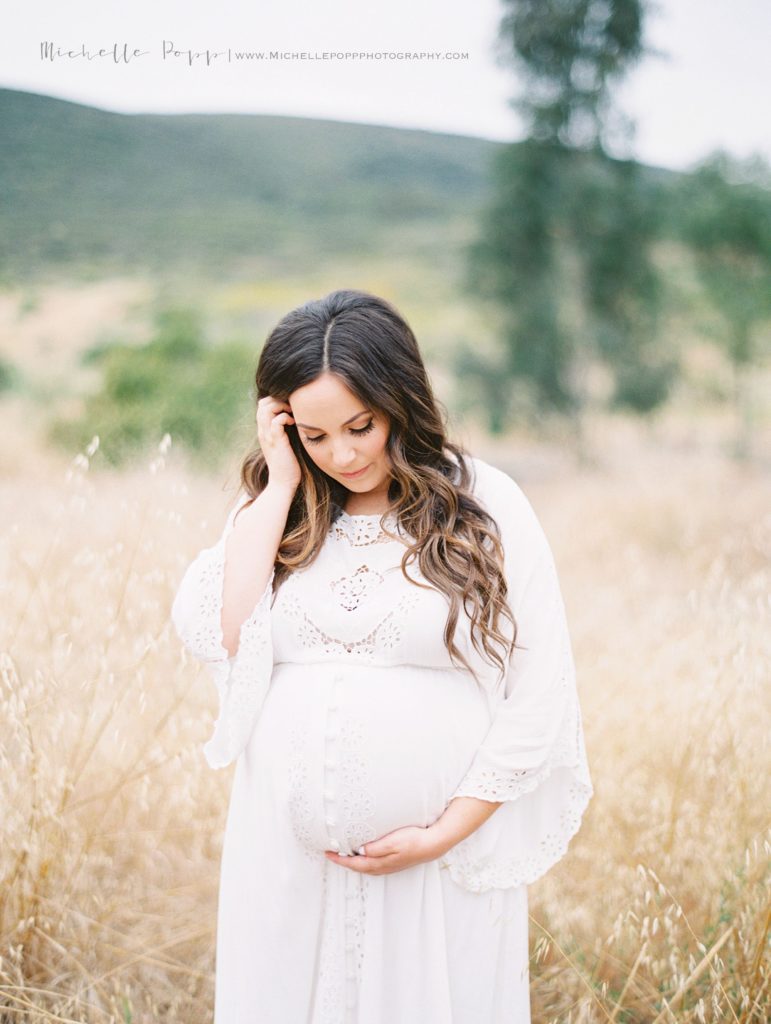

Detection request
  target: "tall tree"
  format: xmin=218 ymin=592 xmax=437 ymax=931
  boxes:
xmin=465 ymin=0 xmax=674 ymax=454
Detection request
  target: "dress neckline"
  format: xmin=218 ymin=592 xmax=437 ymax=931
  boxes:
xmin=334 ymin=508 xmax=402 ymax=546
xmin=339 ymin=508 xmax=396 ymax=520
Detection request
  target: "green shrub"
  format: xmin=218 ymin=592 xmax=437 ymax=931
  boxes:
xmin=48 ymin=307 xmax=257 ymax=468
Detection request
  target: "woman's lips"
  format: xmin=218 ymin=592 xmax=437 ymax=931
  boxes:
xmin=340 ymin=464 xmax=371 ymax=478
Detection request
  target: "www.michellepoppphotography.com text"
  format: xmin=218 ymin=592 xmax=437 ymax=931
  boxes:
xmin=39 ymin=41 xmax=470 ymax=66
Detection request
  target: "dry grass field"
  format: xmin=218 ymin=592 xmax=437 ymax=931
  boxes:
xmin=1 ymin=408 xmax=768 ymax=1024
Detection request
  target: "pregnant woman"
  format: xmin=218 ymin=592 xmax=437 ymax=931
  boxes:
xmin=170 ymin=288 xmax=593 ymax=1023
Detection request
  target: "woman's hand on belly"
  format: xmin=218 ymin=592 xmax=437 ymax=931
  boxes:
xmin=324 ymin=822 xmax=448 ymax=875
xmin=324 ymin=796 xmax=503 ymax=875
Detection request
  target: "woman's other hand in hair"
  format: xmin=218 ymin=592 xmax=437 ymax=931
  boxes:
xmin=257 ymin=395 xmax=302 ymax=493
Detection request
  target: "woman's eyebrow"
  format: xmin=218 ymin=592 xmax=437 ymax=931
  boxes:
xmin=295 ymin=410 xmax=370 ymax=430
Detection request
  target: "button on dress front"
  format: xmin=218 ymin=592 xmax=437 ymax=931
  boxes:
xmin=170 ymin=455 xmax=593 ymax=1024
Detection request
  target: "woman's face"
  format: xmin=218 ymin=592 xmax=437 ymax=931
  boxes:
xmin=289 ymin=372 xmax=392 ymax=496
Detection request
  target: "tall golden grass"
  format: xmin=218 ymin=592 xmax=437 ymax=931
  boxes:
xmin=1 ymin=425 xmax=768 ymax=1023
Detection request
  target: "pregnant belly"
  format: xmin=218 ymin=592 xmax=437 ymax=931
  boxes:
xmin=247 ymin=661 xmax=492 ymax=857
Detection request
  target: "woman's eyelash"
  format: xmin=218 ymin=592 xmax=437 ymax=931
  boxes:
xmin=304 ymin=421 xmax=374 ymax=445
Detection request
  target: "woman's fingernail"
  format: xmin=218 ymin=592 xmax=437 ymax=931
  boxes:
xmin=357 ymin=846 xmax=365 ymax=856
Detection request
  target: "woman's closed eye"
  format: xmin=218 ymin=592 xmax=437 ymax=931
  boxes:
xmin=303 ymin=421 xmax=375 ymax=445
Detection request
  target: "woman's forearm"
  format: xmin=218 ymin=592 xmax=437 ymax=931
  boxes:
xmin=221 ymin=483 xmax=296 ymax=657
xmin=428 ymin=796 xmax=503 ymax=856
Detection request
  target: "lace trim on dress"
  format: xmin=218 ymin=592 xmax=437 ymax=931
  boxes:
xmin=282 ymin=589 xmax=421 ymax=659
xmin=315 ymin=855 xmax=370 ymax=1021
xmin=329 ymin=565 xmax=386 ymax=612
xmin=439 ymin=767 xmax=593 ymax=892
xmin=332 ymin=510 xmax=400 ymax=547
xmin=170 ymin=494 xmax=276 ymax=769
xmin=442 ymin=674 xmax=594 ymax=891
xmin=287 ymin=719 xmax=318 ymax=862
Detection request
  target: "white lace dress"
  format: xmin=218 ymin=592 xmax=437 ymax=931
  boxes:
xmin=171 ymin=455 xmax=592 ymax=1024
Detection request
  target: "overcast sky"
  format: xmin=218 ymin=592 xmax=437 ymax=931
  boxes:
xmin=3 ymin=0 xmax=769 ymax=172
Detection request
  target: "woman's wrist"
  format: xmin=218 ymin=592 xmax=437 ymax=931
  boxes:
xmin=264 ymin=480 xmax=298 ymax=501
xmin=427 ymin=795 xmax=503 ymax=856
xmin=231 ymin=480 xmax=295 ymax=532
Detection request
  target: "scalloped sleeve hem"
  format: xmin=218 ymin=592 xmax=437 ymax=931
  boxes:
xmin=438 ymin=676 xmax=593 ymax=893
xmin=170 ymin=493 xmax=276 ymax=770
xmin=438 ymin=754 xmax=593 ymax=893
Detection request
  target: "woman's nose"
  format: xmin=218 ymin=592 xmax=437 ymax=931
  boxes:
xmin=332 ymin=443 xmax=357 ymax=468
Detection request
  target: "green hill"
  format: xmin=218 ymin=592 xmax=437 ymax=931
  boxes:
xmin=0 ymin=88 xmax=499 ymax=280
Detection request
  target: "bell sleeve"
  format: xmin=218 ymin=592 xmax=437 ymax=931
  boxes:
xmin=170 ymin=491 xmax=276 ymax=770
xmin=438 ymin=460 xmax=593 ymax=893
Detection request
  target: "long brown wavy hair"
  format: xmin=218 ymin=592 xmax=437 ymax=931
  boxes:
xmin=238 ymin=288 xmax=519 ymax=684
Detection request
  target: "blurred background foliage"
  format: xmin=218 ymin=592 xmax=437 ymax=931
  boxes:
xmin=45 ymin=308 xmax=257 ymax=470
xmin=0 ymin=0 xmax=769 ymax=472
